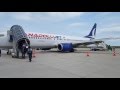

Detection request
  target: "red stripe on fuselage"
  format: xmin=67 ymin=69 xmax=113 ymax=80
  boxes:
xmin=27 ymin=33 xmax=55 ymax=39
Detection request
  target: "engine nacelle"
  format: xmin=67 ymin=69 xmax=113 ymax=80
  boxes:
xmin=58 ymin=43 xmax=74 ymax=52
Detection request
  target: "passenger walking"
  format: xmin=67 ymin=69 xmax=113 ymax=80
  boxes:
xmin=0 ymin=49 xmax=1 ymax=57
xmin=25 ymin=45 xmax=28 ymax=53
xmin=27 ymin=46 xmax=33 ymax=62
xmin=22 ymin=43 xmax=26 ymax=58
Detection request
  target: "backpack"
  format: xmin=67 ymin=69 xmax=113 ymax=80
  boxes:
xmin=28 ymin=48 xmax=32 ymax=54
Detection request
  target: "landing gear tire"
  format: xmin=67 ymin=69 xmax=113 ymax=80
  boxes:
xmin=70 ymin=49 xmax=74 ymax=52
xmin=11 ymin=53 xmax=15 ymax=58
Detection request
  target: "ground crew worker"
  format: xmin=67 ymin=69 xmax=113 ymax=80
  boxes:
xmin=0 ymin=49 xmax=1 ymax=57
xmin=109 ymin=45 xmax=112 ymax=51
xmin=27 ymin=46 xmax=33 ymax=62
xmin=108 ymin=45 xmax=112 ymax=51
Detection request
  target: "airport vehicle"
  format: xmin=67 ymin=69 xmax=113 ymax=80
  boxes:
xmin=0 ymin=23 xmax=119 ymax=57
xmin=87 ymin=43 xmax=108 ymax=51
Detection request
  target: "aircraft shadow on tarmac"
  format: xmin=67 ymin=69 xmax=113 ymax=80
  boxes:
xmin=37 ymin=49 xmax=120 ymax=55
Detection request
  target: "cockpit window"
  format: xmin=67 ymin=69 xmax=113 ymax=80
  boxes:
xmin=0 ymin=34 xmax=5 ymax=37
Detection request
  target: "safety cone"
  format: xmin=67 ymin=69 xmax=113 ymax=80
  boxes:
xmin=86 ymin=52 xmax=90 ymax=57
xmin=113 ymin=51 xmax=116 ymax=56
xmin=32 ymin=49 xmax=36 ymax=57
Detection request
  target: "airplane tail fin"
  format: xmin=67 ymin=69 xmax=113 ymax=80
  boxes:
xmin=84 ymin=23 xmax=97 ymax=39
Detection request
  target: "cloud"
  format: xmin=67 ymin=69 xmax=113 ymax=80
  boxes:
xmin=97 ymin=12 xmax=112 ymax=16
xmin=0 ymin=12 xmax=5 ymax=19
xmin=47 ymin=12 xmax=83 ymax=18
xmin=47 ymin=12 xmax=84 ymax=22
xmin=0 ymin=12 xmax=5 ymax=16
xmin=68 ymin=22 xmax=86 ymax=27
xmin=10 ymin=12 xmax=84 ymax=22
xmin=11 ymin=12 xmax=33 ymax=21
xmin=98 ymin=24 xmax=120 ymax=34
xmin=95 ymin=23 xmax=120 ymax=39
xmin=36 ymin=12 xmax=84 ymax=22
xmin=0 ymin=26 xmax=11 ymax=32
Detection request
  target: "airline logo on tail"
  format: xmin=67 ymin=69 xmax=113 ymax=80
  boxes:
xmin=84 ymin=23 xmax=97 ymax=39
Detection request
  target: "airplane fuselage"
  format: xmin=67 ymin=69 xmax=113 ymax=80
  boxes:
xmin=0 ymin=32 xmax=90 ymax=49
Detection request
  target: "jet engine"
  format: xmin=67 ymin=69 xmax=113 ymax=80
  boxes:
xmin=58 ymin=43 xmax=74 ymax=52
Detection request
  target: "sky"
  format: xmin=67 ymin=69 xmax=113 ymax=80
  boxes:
xmin=0 ymin=12 xmax=120 ymax=46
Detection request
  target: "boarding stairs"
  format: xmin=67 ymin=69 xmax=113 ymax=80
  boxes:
xmin=99 ymin=41 xmax=107 ymax=50
xmin=7 ymin=25 xmax=30 ymax=58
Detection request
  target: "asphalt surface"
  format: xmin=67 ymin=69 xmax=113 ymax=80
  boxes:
xmin=0 ymin=48 xmax=120 ymax=78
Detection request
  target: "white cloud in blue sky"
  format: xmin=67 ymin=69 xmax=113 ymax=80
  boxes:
xmin=0 ymin=12 xmax=120 ymax=46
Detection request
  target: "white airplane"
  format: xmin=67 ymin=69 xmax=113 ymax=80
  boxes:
xmin=0 ymin=23 xmax=119 ymax=54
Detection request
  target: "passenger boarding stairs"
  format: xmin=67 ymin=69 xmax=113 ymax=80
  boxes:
xmin=99 ymin=41 xmax=107 ymax=50
xmin=7 ymin=25 xmax=30 ymax=58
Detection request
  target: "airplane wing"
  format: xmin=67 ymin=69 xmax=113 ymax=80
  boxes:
xmin=72 ymin=40 xmax=103 ymax=47
xmin=72 ymin=37 xmax=120 ymax=47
